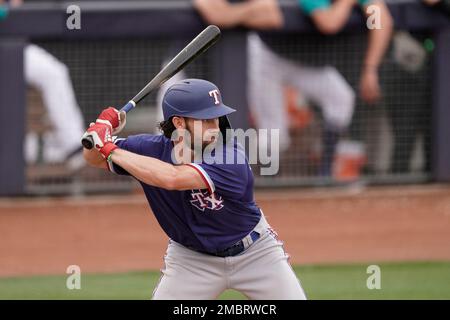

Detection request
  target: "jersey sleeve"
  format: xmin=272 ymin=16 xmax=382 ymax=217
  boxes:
xmin=187 ymin=162 xmax=250 ymax=200
xmin=107 ymin=136 xmax=138 ymax=175
xmin=298 ymin=0 xmax=330 ymax=16
xmin=108 ymin=134 xmax=164 ymax=175
xmin=299 ymin=0 xmax=375 ymax=15
xmin=358 ymin=0 xmax=374 ymax=6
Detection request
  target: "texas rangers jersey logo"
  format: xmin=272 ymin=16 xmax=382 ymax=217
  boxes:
xmin=190 ymin=190 xmax=224 ymax=212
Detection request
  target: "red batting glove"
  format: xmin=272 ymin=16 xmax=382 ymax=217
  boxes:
xmin=96 ymin=107 xmax=126 ymax=135
xmin=84 ymin=123 xmax=118 ymax=158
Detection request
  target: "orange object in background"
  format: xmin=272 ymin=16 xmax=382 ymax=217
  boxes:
xmin=248 ymin=86 xmax=313 ymax=130
xmin=333 ymin=140 xmax=367 ymax=182
xmin=284 ymin=86 xmax=313 ymax=130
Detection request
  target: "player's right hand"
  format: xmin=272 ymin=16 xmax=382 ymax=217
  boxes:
xmin=96 ymin=107 xmax=127 ymax=135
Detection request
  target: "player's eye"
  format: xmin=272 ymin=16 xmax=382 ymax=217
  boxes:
xmin=206 ymin=118 xmax=219 ymax=126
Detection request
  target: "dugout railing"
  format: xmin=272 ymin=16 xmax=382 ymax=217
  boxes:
xmin=0 ymin=0 xmax=449 ymax=195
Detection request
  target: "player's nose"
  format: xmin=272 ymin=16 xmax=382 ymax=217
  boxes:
xmin=204 ymin=118 xmax=219 ymax=129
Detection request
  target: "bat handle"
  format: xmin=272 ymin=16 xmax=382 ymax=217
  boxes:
xmin=81 ymin=100 xmax=136 ymax=150
xmin=121 ymin=100 xmax=136 ymax=113
xmin=81 ymin=135 xmax=95 ymax=150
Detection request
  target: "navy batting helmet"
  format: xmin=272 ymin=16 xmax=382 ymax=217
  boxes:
xmin=162 ymin=79 xmax=235 ymax=137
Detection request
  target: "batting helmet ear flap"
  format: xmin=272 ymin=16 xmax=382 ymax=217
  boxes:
xmin=219 ymin=115 xmax=233 ymax=143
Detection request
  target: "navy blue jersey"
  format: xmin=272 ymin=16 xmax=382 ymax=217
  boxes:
xmin=111 ymin=134 xmax=262 ymax=253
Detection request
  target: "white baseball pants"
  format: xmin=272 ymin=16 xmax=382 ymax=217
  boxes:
xmin=24 ymin=44 xmax=85 ymax=162
xmin=247 ymin=33 xmax=355 ymax=152
xmin=152 ymin=215 xmax=307 ymax=300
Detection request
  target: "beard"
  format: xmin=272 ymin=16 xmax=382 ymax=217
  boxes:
xmin=184 ymin=124 xmax=219 ymax=153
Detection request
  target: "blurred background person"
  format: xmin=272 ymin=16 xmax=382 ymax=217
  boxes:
xmin=191 ymin=0 xmax=393 ymax=178
xmin=248 ymin=0 xmax=393 ymax=177
xmin=24 ymin=44 xmax=86 ymax=169
xmin=1 ymin=0 xmax=85 ymax=170
xmin=379 ymin=29 xmax=432 ymax=174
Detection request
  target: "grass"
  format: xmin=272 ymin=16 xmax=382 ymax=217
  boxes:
xmin=0 ymin=261 xmax=449 ymax=300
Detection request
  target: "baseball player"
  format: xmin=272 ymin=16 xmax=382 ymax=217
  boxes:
xmin=24 ymin=44 xmax=86 ymax=168
xmin=82 ymin=79 xmax=307 ymax=300
xmin=248 ymin=0 xmax=393 ymax=176
xmin=1 ymin=0 xmax=85 ymax=168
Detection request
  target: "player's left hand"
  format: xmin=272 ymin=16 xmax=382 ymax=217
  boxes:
xmin=360 ymin=68 xmax=381 ymax=104
xmin=96 ymin=107 xmax=127 ymax=135
xmin=82 ymin=123 xmax=118 ymax=158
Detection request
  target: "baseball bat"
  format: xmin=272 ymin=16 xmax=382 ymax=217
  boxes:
xmin=81 ymin=25 xmax=221 ymax=150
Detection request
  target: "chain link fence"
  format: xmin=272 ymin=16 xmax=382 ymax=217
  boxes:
xmin=25 ymin=30 xmax=433 ymax=194
xmin=253 ymin=31 xmax=432 ymax=187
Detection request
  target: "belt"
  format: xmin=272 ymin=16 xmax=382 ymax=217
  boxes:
xmin=205 ymin=213 xmax=269 ymax=258
xmin=211 ymin=231 xmax=260 ymax=258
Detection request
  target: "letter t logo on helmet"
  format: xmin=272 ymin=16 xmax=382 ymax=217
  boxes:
xmin=162 ymin=78 xmax=234 ymax=120
xmin=209 ymin=89 xmax=220 ymax=105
